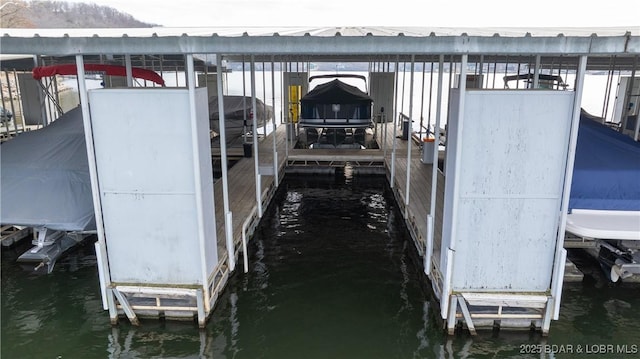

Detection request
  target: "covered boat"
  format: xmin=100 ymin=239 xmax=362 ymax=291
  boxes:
xmin=0 ymin=107 xmax=94 ymax=273
xmin=208 ymin=95 xmax=273 ymax=143
xmin=570 ymin=110 xmax=640 ymax=212
xmin=567 ymin=109 xmax=640 ymax=281
xmin=299 ymin=77 xmax=373 ymax=129
xmin=1 ymin=107 xmax=94 ymax=231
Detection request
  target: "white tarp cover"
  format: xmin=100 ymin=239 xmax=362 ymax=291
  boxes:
xmin=0 ymin=107 xmax=95 ymax=231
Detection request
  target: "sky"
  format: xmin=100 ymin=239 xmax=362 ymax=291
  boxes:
xmin=57 ymin=0 xmax=639 ymax=28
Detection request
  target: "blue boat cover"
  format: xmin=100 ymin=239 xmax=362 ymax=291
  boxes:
xmin=0 ymin=107 xmax=95 ymax=231
xmin=570 ymin=111 xmax=640 ymax=211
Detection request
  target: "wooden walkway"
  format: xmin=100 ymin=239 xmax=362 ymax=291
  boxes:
xmin=377 ymin=122 xmax=446 ymax=279
xmin=209 ymin=124 xmax=287 ymax=300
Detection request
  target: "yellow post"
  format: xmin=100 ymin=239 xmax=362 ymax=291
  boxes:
xmin=288 ymin=85 xmax=301 ymax=123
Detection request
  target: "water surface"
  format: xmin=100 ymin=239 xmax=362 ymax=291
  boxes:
xmin=2 ymin=174 xmax=639 ymax=358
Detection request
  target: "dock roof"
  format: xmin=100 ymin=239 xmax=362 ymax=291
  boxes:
xmin=1 ymin=26 xmax=638 ymax=70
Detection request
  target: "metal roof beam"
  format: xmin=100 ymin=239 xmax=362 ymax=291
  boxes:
xmin=2 ymin=33 xmax=638 ymax=57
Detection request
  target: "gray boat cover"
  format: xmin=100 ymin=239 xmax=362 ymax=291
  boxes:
xmin=0 ymin=107 xmax=95 ymax=231
xmin=209 ymin=95 xmax=273 ymax=141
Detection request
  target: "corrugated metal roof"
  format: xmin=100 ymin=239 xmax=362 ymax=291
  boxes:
xmin=1 ymin=26 xmax=638 ymax=71
xmin=1 ymin=26 xmax=638 ymax=38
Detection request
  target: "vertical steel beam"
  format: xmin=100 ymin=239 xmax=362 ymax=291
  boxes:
xmin=283 ymin=62 xmax=289 ymax=161
xmin=447 ymin=294 xmax=458 ymax=335
xmin=216 ymin=55 xmax=235 ymax=272
xmin=629 ymin=56 xmax=639 ymax=140
xmin=75 ymin=54 xmax=117 ymax=322
xmin=271 ymin=57 xmax=279 ymax=184
xmin=419 ymin=61 xmax=426 ymax=140
xmin=441 ymin=248 xmax=454 ymax=320
xmin=426 ymin=55 xmax=445 ymax=276
xmin=404 ymin=55 xmax=415 ymax=217
xmin=448 ymin=53 xmax=468 ymax=254
xmin=390 ymin=57 xmax=399 ymax=188
xmin=542 ymin=296 xmax=555 ymax=336
xmin=478 ymin=55 xmax=484 ymax=87
xmin=94 ymin=241 xmax=109 ymax=310
xmin=196 ymin=288 xmax=206 ymax=328
xmin=262 ymin=61 xmax=267 ymax=138
xmin=425 ymin=214 xmax=434 ymax=276
xmin=551 ymin=55 xmax=587 ymax=320
xmin=441 ymin=55 xmax=467 ymax=323
xmin=186 ymin=54 xmax=212 ymax=311
xmin=250 ymin=55 xmax=262 ymax=217
xmin=382 ymin=62 xmax=390 ymax=158
xmin=124 ymin=54 xmax=133 ymax=87
xmin=533 ymin=55 xmax=541 ymax=88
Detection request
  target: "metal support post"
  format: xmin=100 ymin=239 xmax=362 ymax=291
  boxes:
xmin=533 ymin=55 xmax=541 ymax=88
xmin=427 ymin=55 xmax=445 ymax=276
xmin=447 ymin=295 xmax=458 ymax=335
xmin=390 ymin=57 xmax=399 ymax=188
xmin=404 ymin=55 xmax=415 ymax=217
xmin=186 ymin=54 xmax=213 ymax=311
xmin=551 ymin=55 xmax=587 ymax=320
xmin=216 ymin=55 xmax=235 ymax=271
xmin=250 ymin=55 xmax=262 ymax=217
xmin=75 ymin=54 xmax=116 ymax=322
xmin=124 ymin=54 xmax=133 ymax=87
xmin=271 ymin=57 xmax=279 ymax=184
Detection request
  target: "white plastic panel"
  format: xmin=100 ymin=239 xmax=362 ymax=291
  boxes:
xmin=369 ymin=72 xmax=395 ymax=120
xmin=443 ymin=89 xmax=575 ymax=292
xmin=88 ymin=88 xmax=216 ymax=285
xmin=194 ymin=89 xmax=218 ymax=277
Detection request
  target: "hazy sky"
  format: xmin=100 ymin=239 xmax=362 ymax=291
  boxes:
xmin=58 ymin=0 xmax=639 ymax=28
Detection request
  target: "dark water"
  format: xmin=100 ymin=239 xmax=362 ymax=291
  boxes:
xmin=2 ymin=174 xmax=640 ymax=358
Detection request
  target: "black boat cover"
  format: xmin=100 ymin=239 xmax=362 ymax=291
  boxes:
xmin=300 ymin=79 xmax=372 ymax=122
xmin=301 ymin=79 xmax=372 ymax=104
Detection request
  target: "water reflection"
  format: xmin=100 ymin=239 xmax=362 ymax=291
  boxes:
xmin=106 ymin=325 xmax=207 ymax=359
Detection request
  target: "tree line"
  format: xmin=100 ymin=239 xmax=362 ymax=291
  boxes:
xmin=0 ymin=0 xmax=157 ymax=28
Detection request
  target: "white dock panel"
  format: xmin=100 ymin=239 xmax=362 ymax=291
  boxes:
xmin=88 ymin=88 xmax=217 ymax=285
xmin=442 ymin=89 xmax=575 ymax=291
xmin=369 ymin=72 xmax=395 ymax=120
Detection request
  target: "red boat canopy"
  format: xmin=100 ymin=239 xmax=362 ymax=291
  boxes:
xmin=32 ymin=64 xmax=165 ymax=86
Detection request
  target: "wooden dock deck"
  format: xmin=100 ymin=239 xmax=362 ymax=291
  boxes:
xmin=208 ymin=124 xmax=287 ymax=303
xmin=377 ymin=122 xmax=446 ymax=282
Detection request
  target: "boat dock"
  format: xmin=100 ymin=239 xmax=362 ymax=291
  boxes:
xmin=0 ymin=226 xmax=32 ymax=247
xmin=1 ymin=26 xmax=637 ymax=335
xmin=209 ymin=118 xmax=587 ymax=333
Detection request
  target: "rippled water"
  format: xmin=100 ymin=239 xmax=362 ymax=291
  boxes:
xmin=2 ymin=174 xmax=639 ymax=358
